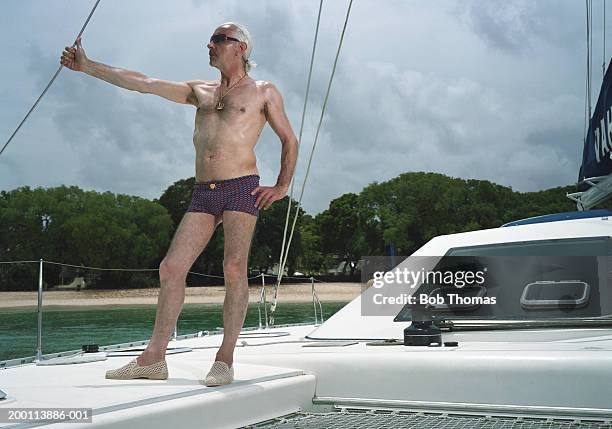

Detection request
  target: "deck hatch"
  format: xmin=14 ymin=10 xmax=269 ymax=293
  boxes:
xmin=521 ymin=281 xmax=590 ymax=309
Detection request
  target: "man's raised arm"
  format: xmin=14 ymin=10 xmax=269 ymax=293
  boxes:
xmin=60 ymin=37 xmax=197 ymax=106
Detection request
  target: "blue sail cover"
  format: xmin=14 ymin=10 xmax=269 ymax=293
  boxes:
xmin=579 ymin=60 xmax=612 ymax=185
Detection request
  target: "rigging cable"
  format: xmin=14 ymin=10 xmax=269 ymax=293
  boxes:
xmin=604 ymin=0 xmax=607 ymax=77
xmin=589 ymin=0 xmax=593 ymax=120
xmin=269 ymin=0 xmax=354 ymax=326
xmin=274 ymin=0 xmax=324 ymax=307
xmin=0 ymin=0 xmax=102 ymax=157
xmin=585 ymin=0 xmax=592 ymax=141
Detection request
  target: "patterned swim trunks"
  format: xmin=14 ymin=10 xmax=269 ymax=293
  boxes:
xmin=187 ymin=174 xmax=260 ymax=217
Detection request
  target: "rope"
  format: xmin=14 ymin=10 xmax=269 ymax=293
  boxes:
xmin=0 ymin=0 xmax=102 ymax=157
xmin=0 ymin=260 xmax=328 ymax=282
xmin=262 ymin=273 xmax=313 ymax=281
xmin=45 ymin=260 xmax=227 ymax=280
xmin=269 ymin=0 xmax=354 ymax=326
xmin=43 ymin=260 xmax=157 ymax=272
xmin=12 ymin=260 xmax=224 ymax=279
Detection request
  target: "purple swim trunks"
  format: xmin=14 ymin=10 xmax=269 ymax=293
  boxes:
xmin=187 ymin=174 xmax=260 ymax=217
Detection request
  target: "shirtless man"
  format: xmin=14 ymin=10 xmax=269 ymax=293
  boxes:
xmin=60 ymin=22 xmax=298 ymax=386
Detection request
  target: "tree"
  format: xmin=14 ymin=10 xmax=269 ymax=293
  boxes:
xmin=298 ymin=214 xmax=326 ymax=274
xmin=156 ymin=178 xmax=195 ymax=228
xmin=318 ymin=193 xmax=370 ymax=275
xmin=0 ymin=186 xmax=173 ymax=290
xmin=251 ymin=197 xmax=304 ymax=276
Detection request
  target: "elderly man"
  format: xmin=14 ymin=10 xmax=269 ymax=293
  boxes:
xmin=60 ymin=22 xmax=298 ymax=386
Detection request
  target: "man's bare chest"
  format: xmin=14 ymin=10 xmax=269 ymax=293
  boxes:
xmin=193 ymin=83 xmax=264 ymax=118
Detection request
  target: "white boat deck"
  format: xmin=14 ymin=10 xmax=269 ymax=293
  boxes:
xmin=0 ymin=326 xmax=316 ymax=429
xmin=3 ymin=324 xmax=612 ymax=428
xmin=1 ymin=216 xmax=611 ymax=428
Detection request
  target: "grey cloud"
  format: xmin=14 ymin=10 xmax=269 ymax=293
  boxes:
xmin=462 ymin=0 xmax=586 ymax=55
xmin=466 ymin=1 xmax=541 ymax=53
xmin=22 ymin=40 xmax=195 ymax=198
xmin=525 ymin=127 xmax=583 ymax=167
xmin=0 ymin=0 xmax=599 ymax=214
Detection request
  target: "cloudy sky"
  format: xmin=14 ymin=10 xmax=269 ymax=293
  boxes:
xmin=0 ymin=0 xmax=607 ymax=214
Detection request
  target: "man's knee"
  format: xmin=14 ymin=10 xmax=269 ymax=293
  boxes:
xmin=159 ymin=258 xmax=187 ymax=283
xmin=223 ymin=258 xmax=247 ymax=281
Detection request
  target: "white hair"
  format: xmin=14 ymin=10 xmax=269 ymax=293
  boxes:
xmin=221 ymin=21 xmax=257 ymax=72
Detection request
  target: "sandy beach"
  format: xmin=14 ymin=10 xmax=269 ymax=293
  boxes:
xmin=0 ymin=282 xmax=363 ymax=308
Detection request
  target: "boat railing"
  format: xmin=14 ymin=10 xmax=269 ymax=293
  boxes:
xmin=255 ymin=273 xmax=326 ymax=327
xmin=312 ymin=276 xmax=325 ymax=325
xmin=0 ymin=321 xmax=317 ymax=369
xmin=0 ymin=259 xmax=330 ymax=365
xmin=567 ymin=173 xmax=612 ymax=210
xmin=258 ymin=273 xmax=269 ymax=330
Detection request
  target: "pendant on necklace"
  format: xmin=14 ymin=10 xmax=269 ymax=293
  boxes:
xmin=216 ymin=101 xmax=224 ymax=110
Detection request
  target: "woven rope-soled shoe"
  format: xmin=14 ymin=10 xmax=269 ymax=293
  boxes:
xmin=203 ymin=361 xmax=234 ymax=386
xmin=105 ymin=359 xmax=168 ymax=380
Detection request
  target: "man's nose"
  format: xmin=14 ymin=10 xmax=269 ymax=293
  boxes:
xmin=207 ymin=41 xmax=214 ymax=49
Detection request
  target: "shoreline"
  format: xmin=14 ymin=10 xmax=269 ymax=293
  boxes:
xmin=0 ymin=282 xmax=363 ymax=309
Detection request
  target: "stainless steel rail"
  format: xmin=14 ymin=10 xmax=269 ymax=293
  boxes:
xmin=2 ymin=259 xmax=331 ymax=364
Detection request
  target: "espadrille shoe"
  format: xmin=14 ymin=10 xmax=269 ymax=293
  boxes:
xmin=105 ymin=359 xmax=168 ymax=380
xmin=203 ymin=361 xmax=234 ymax=386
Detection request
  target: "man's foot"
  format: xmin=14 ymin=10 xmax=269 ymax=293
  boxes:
xmin=105 ymin=359 xmax=168 ymax=380
xmin=136 ymin=352 xmax=165 ymax=367
xmin=202 ymin=361 xmax=234 ymax=386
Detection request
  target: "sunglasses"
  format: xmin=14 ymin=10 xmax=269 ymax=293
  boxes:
xmin=209 ymin=34 xmax=242 ymax=44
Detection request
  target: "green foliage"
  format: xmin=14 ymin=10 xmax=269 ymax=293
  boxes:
xmin=298 ymin=214 xmax=326 ymax=274
xmin=318 ymin=193 xmax=374 ymax=275
xmin=251 ymin=197 xmax=304 ymax=275
xmin=359 ymin=172 xmax=517 ymax=254
xmin=156 ymin=178 xmax=195 ymax=228
xmin=128 ymin=272 xmax=160 ymax=289
xmin=0 ymin=186 xmax=173 ymax=290
xmin=1 ymin=172 xmax=610 ymax=290
xmin=312 ymin=172 xmax=612 ymax=264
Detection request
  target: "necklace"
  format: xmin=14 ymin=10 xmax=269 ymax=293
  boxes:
xmin=216 ymin=74 xmax=248 ymax=110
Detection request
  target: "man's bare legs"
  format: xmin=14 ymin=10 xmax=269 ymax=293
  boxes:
xmin=137 ymin=212 xmax=221 ymax=366
xmin=214 ymin=210 xmax=258 ymax=368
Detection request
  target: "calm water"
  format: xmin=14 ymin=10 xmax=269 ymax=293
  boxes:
xmin=0 ymin=302 xmax=348 ymax=361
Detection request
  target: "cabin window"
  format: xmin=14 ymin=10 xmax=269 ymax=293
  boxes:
xmin=394 ymin=237 xmax=612 ymax=321
xmin=445 ymin=236 xmax=612 ymax=257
